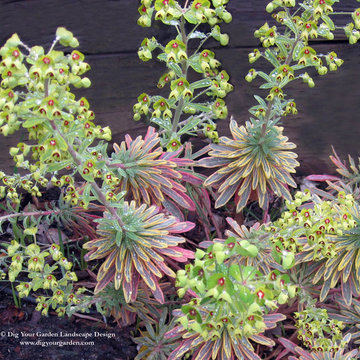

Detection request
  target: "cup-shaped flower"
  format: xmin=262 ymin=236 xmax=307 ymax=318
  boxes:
xmin=16 ymin=282 xmax=32 ymax=298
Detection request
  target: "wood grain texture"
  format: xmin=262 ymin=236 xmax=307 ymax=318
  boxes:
xmin=0 ymin=0 xmax=359 ymax=176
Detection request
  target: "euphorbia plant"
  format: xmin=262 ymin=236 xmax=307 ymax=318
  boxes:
xmin=200 ymin=0 xmax=360 ymax=213
xmin=0 ymin=28 xmax=196 ymax=304
xmin=268 ymin=190 xmax=360 ymax=305
xmin=1 ymin=0 xmax=360 ymax=359
xmin=135 ymin=0 xmax=233 ymax=149
xmin=165 ymin=239 xmax=296 ymax=359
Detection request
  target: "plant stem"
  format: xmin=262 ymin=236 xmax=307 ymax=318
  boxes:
xmin=259 ymin=32 xmax=302 ymax=140
xmin=0 ymin=209 xmax=63 ymax=223
xmin=330 ymin=12 xmax=352 ymax=15
xmin=190 ymin=87 xmax=211 ymax=102
xmin=194 ymin=35 xmax=211 ymax=56
xmin=171 ymin=98 xmax=185 ymax=133
xmin=187 ymin=22 xmax=201 ymax=39
xmin=43 ymin=81 xmax=126 ymax=229
xmin=171 ymin=17 xmax=189 ymax=134
xmin=10 ymin=282 xmax=20 ymax=308
xmin=48 ymin=37 xmax=59 ymax=53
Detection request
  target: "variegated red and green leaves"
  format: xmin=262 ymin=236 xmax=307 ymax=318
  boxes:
xmin=83 ymin=201 xmax=194 ymax=303
xmin=311 ymin=218 xmax=360 ymax=306
xmin=165 ymin=310 xmax=285 ymax=360
xmin=279 ymin=335 xmax=358 ymax=360
xmin=199 ymin=119 xmax=299 ymax=212
xmin=111 ymin=127 xmax=201 ymax=212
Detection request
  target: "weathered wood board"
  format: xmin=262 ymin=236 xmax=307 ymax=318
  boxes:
xmin=0 ymin=0 xmax=359 ymax=176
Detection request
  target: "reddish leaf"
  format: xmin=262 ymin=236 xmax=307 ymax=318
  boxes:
xmin=164 ymin=325 xmax=185 ymax=339
xmin=305 ymin=174 xmax=341 ymax=182
xmin=169 ymin=221 xmax=195 ymax=233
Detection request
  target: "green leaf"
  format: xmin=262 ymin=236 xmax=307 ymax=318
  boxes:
xmin=321 ymin=15 xmax=335 ymax=30
xmin=150 ymin=117 xmax=172 ymax=131
xmin=320 ymin=277 xmax=332 ymax=302
xmin=189 ymin=79 xmax=212 ymax=90
xmin=282 ymin=18 xmax=298 ymax=34
xmin=55 ymin=134 xmax=68 ymax=151
xmin=278 ymin=76 xmax=292 ymax=88
xmin=56 ymin=27 xmax=75 ymax=46
xmin=264 ymin=49 xmax=280 ymax=68
xmin=33 ymin=278 xmax=44 ymax=291
xmin=22 ymin=117 xmax=46 ymax=128
xmin=24 ymin=227 xmax=37 ymax=235
xmin=229 ymin=264 xmax=241 ymax=281
xmin=293 ymin=42 xmax=304 ymax=61
xmin=188 ymin=54 xmax=202 ymax=73
xmin=275 ymin=39 xmax=289 ymax=58
xmin=292 ymin=64 xmax=306 ymax=71
xmin=40 ymin=147 xmax=55 ymax=162
xmin=207 ymin=273 xmax=224 ymax=289
xmin=6 ymin=33 xmax=21 ymax=48
xmin=115 ymin=229 xmax=123 ymax=247
xmin=20 ymin=98 xmax=40 ymax=110
xmin=254 ymin=95 xmax=267 ymax=107
xmin=82 ymin=183 xmax=92 ymax=206
xmin=78 ymin=137 xmax=94 ymax=153
xmin=282 ymin=251 xmax=295 ymax=269
xmin=157 ymin=53 xmax=167 ymax=62
xmin=238 ymin=284 xmax=255 ymax=303
xmin=167 ymin=62 xmax=183 ymax=77
xmin=61 ymin=112 xmax=74 ymax=122
xmin=257 ymin=71 xmax=273 ymax=83
xmin=178 ymin=116 xmax=203 ymax=135
xmin=188 ymin=31 xmax=207 ymax=40
xmin=187 ymin=102 xmax=211 ymax=112
xmin=260 ymin=82 xmax=276 ymax=89
xmin=184 ymin=11 xmax=198 ymax=25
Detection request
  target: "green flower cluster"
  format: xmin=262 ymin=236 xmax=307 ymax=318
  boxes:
xmin=5 ymin=241 xmax=89 ymax=317
xmin=138 ymin=0 xmax=232 ymax=27
xmin=267 ymin=191 xmax=357 ymax=260
xmin=0 ymin=28 xmax=113 ymax=207
xmin=295 ymin=306 xmax=347 ymax=353
xmin=175 ymin=238 xmax=297 ymax=340
xmin=135 ymin=0 xmax=233 ymax=150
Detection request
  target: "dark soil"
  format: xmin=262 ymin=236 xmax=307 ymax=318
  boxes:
xmin=0 ymin=291 xmax=137 ymax=360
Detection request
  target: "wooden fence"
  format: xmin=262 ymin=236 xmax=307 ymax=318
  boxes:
xmin=0 ymin=0 xmax=359 ymax=176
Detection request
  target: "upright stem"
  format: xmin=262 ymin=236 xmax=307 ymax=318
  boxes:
xmin=259 ymin=32 xmax=302 ymax=140
xmin=171 ymin=18 xmax=189 ymax=134
xmin=44 ymin=80 xmax=125 ymax=229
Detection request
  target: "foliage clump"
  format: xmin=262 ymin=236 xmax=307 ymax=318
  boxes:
xmin=0 ymin=0 xmax=360 ymax=359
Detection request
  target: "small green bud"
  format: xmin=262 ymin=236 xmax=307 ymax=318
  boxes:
xmin=177 ymin=288 xmax=186 ymax=298
xmin=278 ymin=292 xmax=288 ymax=304
xmin=318 ymin=66 xmax=328 ymax=75
xmin=9 ymin=147 xmax=20 ymax=156
xmin=221 ymin=11 xmax=232 ymax=23
xmin=266 ymin=2 xmax=275 ymax=13
xmin=81 ymin=77 xmax=91 ymax=87
xmin=219 ymin=34 xmax=229 ymax=46
xmin=195 ymin=249 xmax=206 ymax=259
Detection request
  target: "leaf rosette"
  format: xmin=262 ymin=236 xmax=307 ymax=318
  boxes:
xmin=83 ymin=201 xmax=194 ymax=303
xmin=199 ymin=118 xmax=299 ymax=212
